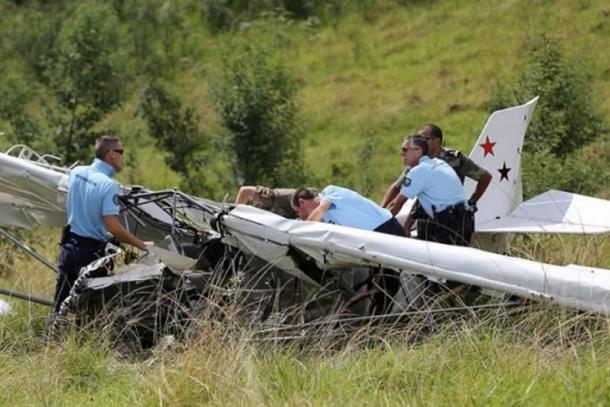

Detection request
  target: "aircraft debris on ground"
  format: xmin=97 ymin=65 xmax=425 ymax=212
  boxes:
xmin=2 ymin=98 xmax=610 ymax=350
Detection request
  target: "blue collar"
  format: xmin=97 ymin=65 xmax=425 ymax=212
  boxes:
xmin=91 ymin=158 xmax=115 ymax=177
xmin=418 ymin=155 xmax=431 ymax=165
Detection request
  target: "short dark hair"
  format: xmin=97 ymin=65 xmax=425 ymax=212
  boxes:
xmin=95 ymin=135 xmax=121 ymax=160
xmin=421 ymin=124 xmax=443 ymax=141
xmin=291 ymin=187 xmax=319 ymax=208
xmin=409 ymin=135 xmax=430 ymax=156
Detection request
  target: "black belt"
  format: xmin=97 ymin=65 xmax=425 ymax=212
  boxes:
xmin=433 ymin=201 xmax=467 ymax=216
xmin=65 ymin=231 xmax=107 ymax=248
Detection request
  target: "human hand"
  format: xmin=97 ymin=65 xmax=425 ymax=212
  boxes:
xmin=259 ymin=188 xmax=273 ymax=199
xmin=141 ymin=241 xmax=154 ymax=256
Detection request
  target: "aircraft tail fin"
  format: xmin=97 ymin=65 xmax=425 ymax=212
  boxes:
xmin=464 ymin=97 xmax=539 ymax=226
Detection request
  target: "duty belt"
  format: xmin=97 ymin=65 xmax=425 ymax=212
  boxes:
xmin=432 ymin=202 xmax=467 ymax=217
xmin=62 ymin=229 xmax=107 ymax=249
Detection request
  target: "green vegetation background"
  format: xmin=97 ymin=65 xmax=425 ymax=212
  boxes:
xmin=1 ymin=1 xmax=610 ymax=405
xmin=1 ymin=0 xmax=609 ymax=200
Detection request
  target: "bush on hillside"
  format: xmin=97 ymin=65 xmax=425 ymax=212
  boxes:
xmin=213 ymin=42 xmax=306 ymax=187
xmin=138 ymin=84 xmax=218 ymax=195
xmin=44 ymin=3 xmax=126 ymax=164
xmin=113 ymin=0 xmax=193 ymax=78
xmin=201 ymin=0 xmax=343 ymax=33
xmin=8 ymin=7 xmax=64 ymax=84
xmin=0 ymin=75 xmax=43 ymax=150
xmin=489 ymin=36 xmax=607 ymax=198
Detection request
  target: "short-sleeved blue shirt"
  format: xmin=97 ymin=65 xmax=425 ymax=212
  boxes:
xmin=66 ymin=159 xmax=120 ymax=241
xmin=399 ymin=156 xmax=466 ymax=217
xmin=319 ymin=185 xmax=392 ymax=231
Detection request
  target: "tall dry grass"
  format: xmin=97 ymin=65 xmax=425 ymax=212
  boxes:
xmin=2 ymin=230 xmax=610 ymax=405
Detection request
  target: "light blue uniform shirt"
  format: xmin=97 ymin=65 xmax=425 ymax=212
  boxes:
xmin=319 ymin=185 xmax=392 ymax=231
xmin=399 ymin=156 xmax=466 ymax=217
xmin=67 ymin=159 xmax=120 ymax=241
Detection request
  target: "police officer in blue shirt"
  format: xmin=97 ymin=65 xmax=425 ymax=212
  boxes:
xmin=53 ymin=135 xmax=148 ymax=313
xmin=291 ymin=185 xmax=405 ymax=237
xmin=381 ymin=124 xmax=491 ymax=215
xmin=399 ymin=135 xmax=474 ymax=246
xmin=291 ymin=185 xmax=406 ymax=313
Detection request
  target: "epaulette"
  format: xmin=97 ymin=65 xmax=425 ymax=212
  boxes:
xmin=444 ymin=148 xmax=462 ymax=158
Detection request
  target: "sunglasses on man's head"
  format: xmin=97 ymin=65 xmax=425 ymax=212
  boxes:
xmin=112 ymin=149 xmax=124 ymax=155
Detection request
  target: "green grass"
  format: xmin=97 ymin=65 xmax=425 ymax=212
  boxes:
xmin=3 ymin=299 xmax=610 ymax=405
xmin=2 ymin=231 xmax=610 ymax=405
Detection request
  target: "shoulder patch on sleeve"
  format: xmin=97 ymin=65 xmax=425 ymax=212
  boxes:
xmin=403 ymin=177 xmax=412 ymax=187
xmin=445 ymin=149 xmax=462 ymax=157
xmin=112 ymin=194 xmax=120 ymax=206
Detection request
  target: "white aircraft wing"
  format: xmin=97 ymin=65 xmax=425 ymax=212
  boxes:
xmin=477 ymin=189 xmax=610 ymax=234
xmin=3 ymin=145 xmax=610 ymax=315
xmin=0 ymin=149 xmax=68 ymax=229
xmin=224 ymin=205 xmax=610 ymax=315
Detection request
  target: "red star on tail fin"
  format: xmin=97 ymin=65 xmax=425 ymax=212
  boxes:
xmin=479 ymin=136 xmax=496 ymax=157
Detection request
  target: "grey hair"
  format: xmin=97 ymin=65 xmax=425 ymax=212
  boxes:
xmin=408 ymin=134 xmax=430 ymax=156
xmin=94 ymin=135 xmax=121 ymax=160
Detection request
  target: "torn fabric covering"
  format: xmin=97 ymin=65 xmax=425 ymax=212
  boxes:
xmin=222 ymin=205 xmax=610 ymax=315
xmin=0 ymin=152 xmax=68 ymax=228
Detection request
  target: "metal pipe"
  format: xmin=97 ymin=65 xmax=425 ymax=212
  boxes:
xmin=0 ymin=287 xmax=53 ymax=306
xmin=171 ymin=188 xmax=177 ymax=238
xmin=0 ymin=227 xmax=57 ymax=273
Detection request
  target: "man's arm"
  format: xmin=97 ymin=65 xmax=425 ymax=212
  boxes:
xmin=380 ymin=183 xmax=400 ymax=208
xmin=403 ymin=215 xmax=415 ymax=237
xmin=104 ymin=215 xmax=147 ymax=251
xmin=387 ymin=194 xmax=408 ymax=216
xmin=470 ymin=170 xmax=492 ymax=203
xmin=458 ymin=154 xmax=492 ymax=203
xmin=235 ymin=186 xmax=256 ymax=204
xmin=306 ymin=200 xmax=332 ymax=222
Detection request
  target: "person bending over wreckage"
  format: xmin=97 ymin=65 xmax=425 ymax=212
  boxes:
xmin=290 ymin=185 xmax=405 ymax=237
xmin=53 ymin=135 xmax=151 ymax=315
xmin=291 ymin=186 xmax=429 ymax=312
xmin=235 ymin=185 xmax=297 ymax=218
xmin=398 ymin=135 xmax=474 ymax=246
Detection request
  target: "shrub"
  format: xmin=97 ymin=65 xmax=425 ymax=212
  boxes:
xmin=489 ymin=36 xmax=607 ymax=198
xmin=0 ymin=75 xmax=43 ymax=149
xmin=44 ymin=2 xmax=126 ymax=164
xmin=138 ymin=84 xmax=215 ymax=194
xmin=213 ymin=41 xmax=306 ymax=187
xmin=200 ymin=0 xmax=344 ymax=33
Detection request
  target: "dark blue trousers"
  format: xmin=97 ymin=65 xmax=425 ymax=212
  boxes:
xmin=374 ymin=217 xmax=406 ymax=237
xmin=53 ymin=233 xmax=105 ymax=312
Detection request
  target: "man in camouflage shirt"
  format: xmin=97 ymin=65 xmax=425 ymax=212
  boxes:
xmin=235 ymin=185 xmax=297 ymax=218
xmin=381 ymin=124 xmax=492 ymax=216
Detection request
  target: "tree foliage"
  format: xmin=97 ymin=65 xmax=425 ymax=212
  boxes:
xmin=0 ymin=75 xmax=42 ymax=149
xmin=138 ymin=84 xmax=210 ymax=193
xmin=214 ymin=42 xmax=306 ymax=187
xmin=489 ymin=36 xmax=607 ymax=198
xmin=44 ymin=3 xmax=126 ymax=164
xmin=200 ymin=0 xmax=344 ymax=33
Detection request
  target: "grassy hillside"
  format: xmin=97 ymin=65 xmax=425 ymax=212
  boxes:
xmin=291 ymin=0 xmax=610 ymax=197
xmin=1 ymin=0 xmax=608 ymax=199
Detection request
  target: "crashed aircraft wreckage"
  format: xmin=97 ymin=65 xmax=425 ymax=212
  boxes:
xmin=2 ymin=98 xmax=610 ymax=348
